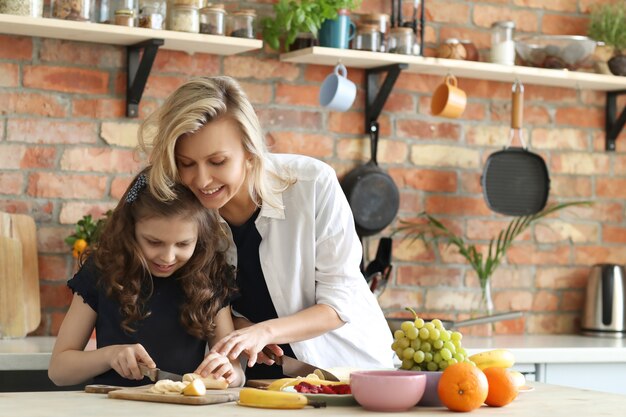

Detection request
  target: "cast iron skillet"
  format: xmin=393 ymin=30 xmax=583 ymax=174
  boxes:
xmin=341 ymin=122 xmax=400 ymax=237
xmin=482 ymin=81 xmax=550 ymax=216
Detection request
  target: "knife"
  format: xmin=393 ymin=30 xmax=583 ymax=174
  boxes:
xmin=138 ymin=364 xmax=183 ymax=382
xmin=261 ymin=347 xmax=340 ymax=382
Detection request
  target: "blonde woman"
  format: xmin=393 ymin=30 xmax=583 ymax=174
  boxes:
xmin=139 ymin=76 xmax=394 ymax=379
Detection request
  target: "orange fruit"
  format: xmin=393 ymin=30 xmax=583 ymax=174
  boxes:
xmin=483 ymin=367 xmax=518 ymax=407
xmin=73 ymin=239 xmax=88 ymax=258
xmin=438 ymin=362 xmax=488 ymax=412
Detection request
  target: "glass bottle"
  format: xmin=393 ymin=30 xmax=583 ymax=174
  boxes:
xmin=170 ymin=3 xmax=199 ymax=33
xmin=199 ymin=3 xmax=226 ymax=35
xmin=138 ymin=0 xmax=165 ymax=29
xmin=388 ymin=27 xmax=415 ymax=55
xmin=228 ymin=9 xmax=256 ymax=39
xmin=51 ymin=0 xmax=95 ymax=21
xmin=354 ymin=24 xmax=381 ymax=52
xmin=360 ymin=13 xmax=389 ymax=52
xmin=490 ymin=20 xmax=516 ymax=65
xmin=0 ymin=0 xmax=44 ymax=17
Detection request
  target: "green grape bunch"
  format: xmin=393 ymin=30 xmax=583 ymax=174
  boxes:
xmin=391 ymin=308 xmax=475 ymax=371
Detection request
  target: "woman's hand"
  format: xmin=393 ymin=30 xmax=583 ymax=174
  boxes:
xmin=106 ymin=343 xmax=156 ymax=381
xmin=210 ymin=323 xmax=274 ymax=367
xmin=194 ymin=352 xmax=236 ymax=385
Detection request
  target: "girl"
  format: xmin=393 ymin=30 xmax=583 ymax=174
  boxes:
xmin=48 ymin=168 xmax=245 ymax=387
xmin=139 ymin=76 xmax=395 ymax=380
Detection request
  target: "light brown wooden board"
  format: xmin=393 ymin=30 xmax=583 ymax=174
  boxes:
xmin=246 ymin=379 xmax=275 ymax=389
xmin=10 ymin=214 xmax=40 ymax=332
xmin=0 ymin=235 xmax=26 ymax=338
xmin=108 ymin=387 xmax=239 ymax=405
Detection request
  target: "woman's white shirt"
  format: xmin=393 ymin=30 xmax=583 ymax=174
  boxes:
xmin=222 ymin=153 xmax=395 ymax=369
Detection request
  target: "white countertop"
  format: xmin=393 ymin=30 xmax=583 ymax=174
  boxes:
xmin=1 ymin=383 xmax=626 ymax=417
xmin=2 ymin=335 xmax=626 ymax=371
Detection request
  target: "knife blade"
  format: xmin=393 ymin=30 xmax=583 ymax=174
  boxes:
xmin=261 ymin=347 xmax=340 ymax=382
xmin=138 ymin=364 xmax=183 ymax=382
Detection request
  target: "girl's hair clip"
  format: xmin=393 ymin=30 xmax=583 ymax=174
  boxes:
xmin=126 ymin=173 xmax=147 ymax=203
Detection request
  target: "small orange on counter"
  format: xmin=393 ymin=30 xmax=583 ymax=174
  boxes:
xmin=483 ymin=367 xmax=518 ymax=407
xmin=438 ymin=362 xmax=488 ymax=412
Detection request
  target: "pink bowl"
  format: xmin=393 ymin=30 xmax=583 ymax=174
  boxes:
xmin=350 ymin=370 xmax=426 ymax=412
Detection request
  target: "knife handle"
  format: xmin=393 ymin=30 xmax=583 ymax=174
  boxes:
xmin=261 ymin=346 xmax=283 ymax=365
xmin=138 ymin=363 xmax=157 ymax=382
xmin=85 ymin=384 xmax=124 ymax=394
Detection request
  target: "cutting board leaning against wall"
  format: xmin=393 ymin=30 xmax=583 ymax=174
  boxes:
xmin=0 ymin=212 xmax=40 ymax=338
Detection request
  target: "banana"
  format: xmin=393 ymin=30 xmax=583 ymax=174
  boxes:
xmin=237 ymin=388 xmax=325 ymax=409
xmin=469 ymin=349 xmax=515 ymax=370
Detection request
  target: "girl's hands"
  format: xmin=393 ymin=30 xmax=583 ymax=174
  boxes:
xmin=210 ymin=323 xmax=274 ymax=367
xmin=194 ymin=352 xmax=236 ymax=385
xmin=107 ymin=344 xmax=156 ymax=380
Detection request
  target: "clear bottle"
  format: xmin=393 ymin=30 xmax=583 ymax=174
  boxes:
xmin=388 ymin=27 xmax=415 ymax=55
xmin=228 ymin=9 xmax=256 ymax=38
xmin=138 ymin=0 xmax=165 ymax=29
xmin=170 ymin=3 xmax=199 ymax=33
xmin=199 ymin=3 xmax=226 ymax=35
xmin=51 ymin=0 xmax=95 ymax=21
xmin=490 ymin=20 xmax=516 ymax=65
xmin=355 ymin=24 xmax=381 ymax=52
xmin=0 ymin=0 xmax=44 ymax=17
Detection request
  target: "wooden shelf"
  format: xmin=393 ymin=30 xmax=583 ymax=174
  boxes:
xmin=0 ymin=14 xmax=262 ymax=55
xmin=281 ymin=46 xmax=626 ymax=92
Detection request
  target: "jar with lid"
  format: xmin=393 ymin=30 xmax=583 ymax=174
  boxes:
xmin=354 ymin=24 xmax=381 ymax=52
xmin=490 ymin=20 xmax=515 ymax=65
xmin=114 ymin=8 xmax=135 ymax=25
xmin=436 ymin=38 xmax=467 ymax=60
xmin=360 ymin=13 xmax=389 ymax=52
xmin=199 ymin=3 xmax=226 ymax=35
xmin=228 ymin=9 xmax=256 ymax=39
xmin=388 ymin=27 xmax=415 ymax=55
xmin=138 ymin=0 xmax=165 ymax=29
xmin=0 ymin=0 xmax=44 ymax=17
xmin=51 ymin=0 xmax=95 ymax=21
xmin=170 ymin=3 xmax=199 ymax=33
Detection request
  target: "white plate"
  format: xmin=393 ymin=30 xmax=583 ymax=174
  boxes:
xmin=282 ymin=386 xmax=357 ymax=406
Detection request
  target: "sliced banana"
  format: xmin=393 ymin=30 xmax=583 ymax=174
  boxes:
xmin=182 ymin=372 xmax=229 ymax=390
xmin=147 ymin=379 xmax=189 ymax=394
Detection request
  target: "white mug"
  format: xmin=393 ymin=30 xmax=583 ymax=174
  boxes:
xmin=319 ymin=64 xmax=356 ymax=112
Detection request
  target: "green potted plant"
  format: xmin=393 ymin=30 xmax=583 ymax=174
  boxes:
xmin=394 ymin=202 xmax=590 ymax=317
xmin=261 ymin=0 xmax=325 ymax=52
xmin=588 ymin=2 xmax=626 ymax=76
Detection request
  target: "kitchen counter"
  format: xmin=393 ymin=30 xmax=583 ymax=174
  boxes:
xmin=1 ymin=383 xmax=626 ymax=416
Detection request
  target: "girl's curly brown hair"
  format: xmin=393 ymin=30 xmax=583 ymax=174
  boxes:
xmin=90 ymin=168 xmax=236 ymax=340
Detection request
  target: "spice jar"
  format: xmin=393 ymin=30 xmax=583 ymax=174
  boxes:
xmin=354 ymin=24 xmax=381 ymax=52
xmin=114 ymin=8 xmax=135 ymax=26
xmin=199 ymin=3 xmax=226 ymax=35
xmin=388 ymin=27 xmax=415 ymax=55
xmin=138 ymin=0 xmax=165 ymax=29
xmin=228 ymin=9 xmax=256 ymax=39
xmin=360 ymin=12 xmax=389 ymax=51
xmin=51 ymin=0 xmax=94 ymax=21
xmin=108 ymin=0 xmax=137 ymax=23
xmin=490 ymin=20 xmax=515 ymax=65
xmin=436 ymin=38 xmax=467 ymax=60
xmin=0 ymin=0 xmax=44 ymax=17
xmin=170 ymin=3 xmax=199 ymax=33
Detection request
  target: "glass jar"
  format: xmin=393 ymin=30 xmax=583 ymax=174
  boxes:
xmin=228 ymin=9 xmax=256 ymax=39
xmin=51 ymin=0 xmax=94 ymax=21
xmin=436 ymin=38 xmax=467 ymax=60
xmin=360 ymin=12 xmax=389 ymax=52
xmin=388 ymin=27 xmax=415 ymax=55
xmin=490 ymin=20 xmax=515 ymax=65
xmin=114 ymin=8 xmax=134 ymax=26
xmin=354 ymin=24 xmax=381 ymax=52
xmin=199 ymin=3 xmax=226 ymax=35
xmin=108 ymin=0 xmax=137 ymax=24
xmin=0 ymin=0 xmax=44 ymax=17
xmin=138 ymin=0 xmax=165 ymax=29
xmin=170 ymin=3 xmax=199 ymax=33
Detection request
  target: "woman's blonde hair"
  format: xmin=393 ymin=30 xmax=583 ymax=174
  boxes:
xmin=138 ymin=76 xmax=291 ymax=209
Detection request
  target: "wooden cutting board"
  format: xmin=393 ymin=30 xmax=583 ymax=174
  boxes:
xmin=0 ymin=235 xmax=26 ymax=338
xmin=107 ymin=386 xmax=240 ymax=405
xmin=246 ymin=379 xmax=276 ymax=389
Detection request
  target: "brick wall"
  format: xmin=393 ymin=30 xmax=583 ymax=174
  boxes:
xmin=1 ymin=0 xmax=625 ymax=337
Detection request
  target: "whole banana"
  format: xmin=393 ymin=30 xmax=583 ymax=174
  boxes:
xmin=469 ymin=349 xmax=515 ymax=370
xmin=238 ymin=388 xmax=326 ymax=409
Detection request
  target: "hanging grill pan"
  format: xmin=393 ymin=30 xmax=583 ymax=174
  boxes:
xmin=481 ymin=81 xmax=550 ymax=216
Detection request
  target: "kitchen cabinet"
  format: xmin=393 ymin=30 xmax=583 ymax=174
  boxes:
xmin=0 ymin=14 xmax=263 ymax=117
xmin=281 ymin=46 xmax=626 ymax=151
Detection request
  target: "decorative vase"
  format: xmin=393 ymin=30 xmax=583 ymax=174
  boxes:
xmin=473 ymin=279 xmax=495 ymax=336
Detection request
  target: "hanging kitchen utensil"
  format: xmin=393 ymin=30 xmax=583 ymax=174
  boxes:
xmin=364 ymin=237 xmax=392 ymax=280
xmin=341 ymin=122 xmax=400 ymax=237
xmin=481 ymin=81 xmax=550 ymax=216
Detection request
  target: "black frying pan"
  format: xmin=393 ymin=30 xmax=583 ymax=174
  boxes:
xmin=482 ymin=81 xmax=550 ymax=216
xmin=342 ymin=122 xmax=400 ymax=237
